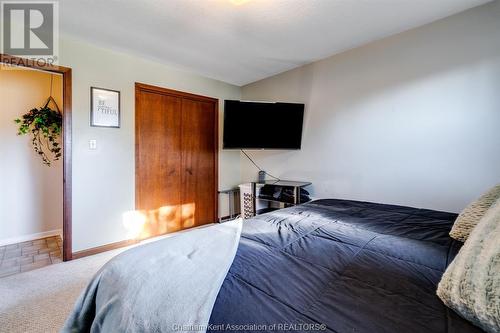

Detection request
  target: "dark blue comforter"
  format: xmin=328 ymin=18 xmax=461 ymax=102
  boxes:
xmin=208 ymin=199 xmax=483 ymax=333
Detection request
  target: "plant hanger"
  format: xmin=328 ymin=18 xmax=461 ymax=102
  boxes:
xmin=44 ymin=74 xmax=61 ymax=114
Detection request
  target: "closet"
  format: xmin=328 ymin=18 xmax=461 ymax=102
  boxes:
xmin=135 ymin=83 xmax=218 ymax=237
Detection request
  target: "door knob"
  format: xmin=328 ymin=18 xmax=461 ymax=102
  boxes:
xmin=185 ymin=168 xmax=193 ymax=175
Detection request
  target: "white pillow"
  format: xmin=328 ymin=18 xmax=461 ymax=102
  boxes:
xmin=450 ymin=185 xmax=500 ymax=242
xmin=437 ymin=197 xmax=500 ymax=333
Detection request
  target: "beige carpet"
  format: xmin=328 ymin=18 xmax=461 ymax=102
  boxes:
xmin=0 ymin=226 xmax=213 ymax=333
xmin=0 ymin=247 xmax=127 ymax=333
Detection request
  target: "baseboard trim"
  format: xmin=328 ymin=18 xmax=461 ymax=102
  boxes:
xmin=219 ymin=215 xmax=240 ymax=222
xmin=71 ymin=224 xmax=218 ymax=260
xmin=0 ymin=229 xmax=63 ymax=247
xmin=72 ymin=239 xmax=139 ymax=260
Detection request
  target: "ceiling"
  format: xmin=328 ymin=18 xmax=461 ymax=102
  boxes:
xmin=59 ymin=0 xmax=491 ymax=86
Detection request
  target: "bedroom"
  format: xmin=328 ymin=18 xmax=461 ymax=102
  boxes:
xmin=0 ymin=0 xmax=499 ymax=332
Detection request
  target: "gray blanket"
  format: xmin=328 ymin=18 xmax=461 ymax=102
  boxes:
xmin=62 ymin=220 xmax=242 ymax=333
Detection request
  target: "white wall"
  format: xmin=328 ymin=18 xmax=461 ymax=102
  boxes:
xmin=0 ymin=66 xmax=63 ymax=243
xmin=241 ymin=1 xmax=500 ymax=213
xmin=58 ymin=38 xmax=241 ymax=252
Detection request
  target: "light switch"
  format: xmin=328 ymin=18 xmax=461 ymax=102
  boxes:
xmin=89 ymin=139 xmax=97 ymax=150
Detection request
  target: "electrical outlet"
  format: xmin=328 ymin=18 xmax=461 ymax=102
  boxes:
xmin=89 ymin=139 xmax=97 ymax=150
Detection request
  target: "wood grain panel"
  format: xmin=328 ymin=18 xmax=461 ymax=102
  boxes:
xmin=135 ymin=83 xmax=218 ymax=237
xmin=181 ymin=98 xmax=217 ymax=227
xmin=136 ymin=90 xmax=182 ymax=235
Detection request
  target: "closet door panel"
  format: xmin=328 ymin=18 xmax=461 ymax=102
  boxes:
xmin=181 ymin=98 xmax=217 ymax=227
xmin=136 ymin=90 xmax=182 ymax=236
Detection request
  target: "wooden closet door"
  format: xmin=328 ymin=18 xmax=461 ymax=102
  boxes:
xmin=136 ymin=89 xmax=182 ymax=236
xmin=135 ymin=83 xmax=218 ymax=238
xmin=181 ymin=98 xmax=217 ymax=228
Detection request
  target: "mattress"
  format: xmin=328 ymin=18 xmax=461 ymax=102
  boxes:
xmin=208 ymin=199 xmax=484 ymax=333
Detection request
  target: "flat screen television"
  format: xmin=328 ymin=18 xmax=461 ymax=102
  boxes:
xmin=223 ymin=100 xmax=305 ymax=149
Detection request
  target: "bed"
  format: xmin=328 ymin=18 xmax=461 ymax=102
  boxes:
xmin=207 ymin=199 xmax=483 ymax=333
xmin=64 ymin=199 xmax=484 ymax=332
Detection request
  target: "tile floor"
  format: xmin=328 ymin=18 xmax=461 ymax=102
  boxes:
xmin=0 ymin=236 xmax=63 ymax=278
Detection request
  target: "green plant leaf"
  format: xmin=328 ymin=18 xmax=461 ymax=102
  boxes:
xmin=14 ymin=105 xmax=62 ymax=166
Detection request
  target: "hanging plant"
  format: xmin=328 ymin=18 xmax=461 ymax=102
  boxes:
xmin=14 ymin=75 xmax=62 ymax=166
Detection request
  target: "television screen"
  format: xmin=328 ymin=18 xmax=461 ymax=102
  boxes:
xmin=223 ymin=100 xmax=304 ymax=149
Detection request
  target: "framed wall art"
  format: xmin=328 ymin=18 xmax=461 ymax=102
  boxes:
xmin=90 ymin=87 xmax=120 ymax=128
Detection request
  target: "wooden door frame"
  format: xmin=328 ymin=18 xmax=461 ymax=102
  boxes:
xmin=135 ymin=82 xmax=219 ymax=224
xmin=1 ymin=54 xmax=73 ymax=261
